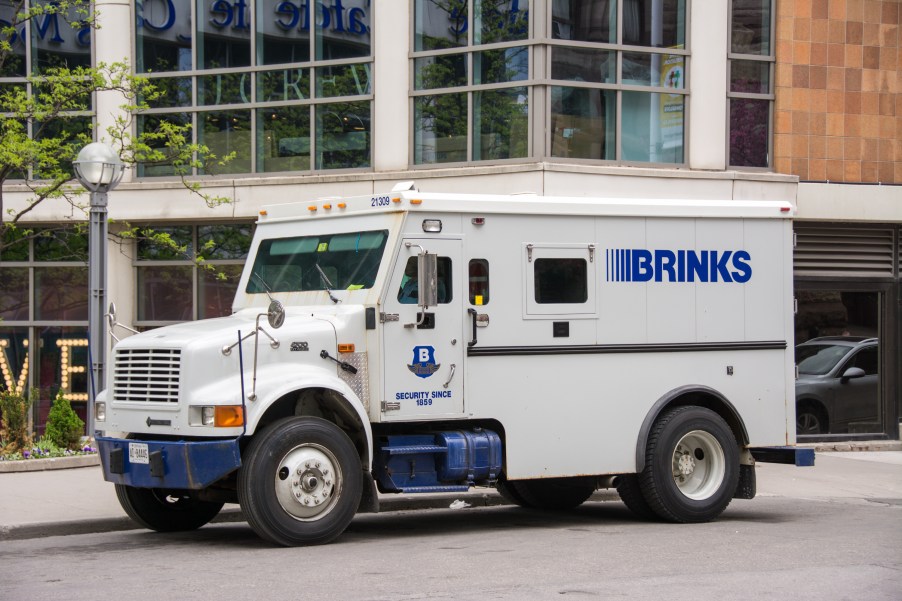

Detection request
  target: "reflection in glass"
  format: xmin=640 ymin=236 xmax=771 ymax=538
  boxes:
xmin=199 ymin=72 xmax=252 ymax=105
xmin=258 ymin=68 xmax=310 ymax=103
xmin=316 ymin=102 xmax=370 ymax=169
xmin=35 ymin=267 xmax=89 ymax=321
xmin=551 ymin=87 xmax=615 ymax=160
xmin=552 ymin=0 xmax=616 ymax=43
xmin=551 ymin=47 xmax=614 ymax=84
xmin=316 ymin=63 xmax=371 ymax=98
xmin=0 ymin=269 xmax=29 ymax=321
xmin=136 ymin=0 xmax=192 ymax=73
xmin=198 ymin=225 xmax=252 ymax=260
xmin=34 ymin=228 xmax=88 ymax=263
xmin=473 ymin=87 xmax=528 ymax=160
xmin=414 ymin=93 xmax=467 ymax=164
xmin=732 ymin=0 xmax=771 ymax=55
xmin=143 ymin=77 xmax=193 ymax=109
xmin=137 ymin=266 xmax=193 ymax=321
xmin=729 ymin=98 xmax=769 ymax=168
xmin=138 ymin=226 xmax=193 ymax=260
xmin=199 ymin=265 xmax=243 ymax=318
xmin=136 ymin=113 xmax=193 ymax=177
xmin=415 ymin=55 xmax=467 ymax=90
xmin=0 ymin=227 xmax=29 ymax=261
xmin=196 ymin=0 xmax=251 ymax=69
xmin=622 ymin=52 xmax=685 ymax=88
xmin=257 ymin=0 xmax=311 ymax=64
xmin=474 ymin=47 xmax=528 ymax=84
xmin=731 ymin=60 xmax=770 ymax=94
xmin=475 ymin=0 xmax=528 ymax=44
xmin=314 ymin=0 xmax=372 ymax=60
xmin=0 ymin=0 xmax=26 ymax=77
xmin=33 ymin=117 xmax=92 ymax=178
xmin=0 ymin=328 xmax=29 ymax=395
xmin=257 ymin=106 xmax=311 ymax=172
xmin=199 ymin=110 xmax=252 ymax=174
xmin=414 ymin=0 xmax=468 ymax=51
xmin=622 ymin=0 xmax=684 ymax=47
xmin=621 ymin=90 xmax=683 ymax=163
xmin=31 ymin=1 xmax=91 ymax=73
xmin=794 ymin=291 xmax=881 ymax=436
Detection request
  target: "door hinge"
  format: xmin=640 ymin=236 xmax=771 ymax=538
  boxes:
xmin=381 ymin=400 xmax=401 ymax=412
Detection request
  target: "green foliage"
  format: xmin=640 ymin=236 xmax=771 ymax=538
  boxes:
xmin=0 ymin=389 xmax=34 ymax=454
xmin=43 ymin=393 xmax=85 ymax=450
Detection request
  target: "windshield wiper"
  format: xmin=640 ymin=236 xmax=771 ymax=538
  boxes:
xmin=315 ymin=263 xmax=341 ymax=304
xmin=252 ymin=272 xmax=277 ymax=303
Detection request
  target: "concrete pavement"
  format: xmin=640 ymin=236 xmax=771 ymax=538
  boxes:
xmin=1 ymin=442 xmax=900 ymax=541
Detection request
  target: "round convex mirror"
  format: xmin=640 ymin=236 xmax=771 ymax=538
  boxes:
xmin=268 ymin=300 xmax=285 ymax=329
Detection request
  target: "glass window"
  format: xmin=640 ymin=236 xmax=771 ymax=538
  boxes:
xmin=136 ymin=0 xmax=192 ymax=73
xmin=550 ymin=87 xmax=615 ymax=160
xmin=729 ymin=0 xmax=774 ymax=169
xmin=197 ymin=0 xmax=251 ymax=70
xmin=34 ymin=267 xmax=88 ymax=321
xmin=197 ymin=224 xmax=252 ymax=260
xmin=34 ymin=327 xmax=89 ymax=434
xmin=257 ymin=105 xmax=311 ymax=172
xmin=135 ymin=113 xmax=194 ymax=177
xmin=469 ymin=259 xmax=489 ymax=305
xmin=415 ymin=55 xmax=467 ymax=90
xmin=621 ymin=90 xmax=684 ymax=163
xmin=473 ymin=87 xmax=528 ymax=161
xmin=315 ymin=63 xmax=372 ymax=98
xmin=534 ymin=258 xmax=587 ymax=304
xmin=398 ymin=256 xmax=453 ymax=304
xmin=552 ymin=0 xmax=615 ymax=42
xmin=199 ymin=110 xmax=252 ymax=174
xmin=138 ymin=265 xmax=194 ymax=321
xmin=622 ymin=0 xmax=684 ymax=47
xmin=258 ymin=68 xmax=310 ymax=103
xmin=0 ymin=269 xmax=30 ymax=321
xmin=414 ymin=0 xmax=468 ymax=51
xmin=247 ymin=230 xmax=389 ymax=294
xmin=257 ymin=0 xmax=311 ymax=65
xmin=414 ymin=93 xmax=468 ymax=164
xmin=551 ymin=47 xmax=615 ymax=84
xmin=0 ymin=328 xmax=29 ymax=395
xmin=31 ymin=1 xmax=92 ymax=73
xmin=138 ymin=226 xmax=193 ymax=260
xmin=199 ymin=265 xmax=243 ymax=318
xmin=475 ymin=0 xmax=528 ymax=44
xmin=316 ymin=102 xmax=370 ymax=169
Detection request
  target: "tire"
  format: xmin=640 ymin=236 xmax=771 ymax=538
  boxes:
xmin=637 ymin=406 xmax=739 ymax=523
xmin=501 ymin=477 xmax=596 ymax=510
xmin=115 ymin=485 xmax=223 ymax=532
xmin=796 ymin=402 xmax=828 ymax=435
xmin=615 ymin=474 xmax=658 ymax=520
xmin=496 ymin=478 xmax=533 ymax=508
xmin=238 ymin=417 xmax=362 ymax=546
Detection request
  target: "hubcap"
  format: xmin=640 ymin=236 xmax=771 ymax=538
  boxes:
xmin=671 ymin=430 xmax=725 ymax=500
xmin=274 ymin=444 xmax=341 ymax=520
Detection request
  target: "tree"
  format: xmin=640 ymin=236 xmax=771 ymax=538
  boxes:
xmin=0 ymin=0 xmax=232 ymax=260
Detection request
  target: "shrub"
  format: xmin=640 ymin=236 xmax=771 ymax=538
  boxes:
xmin=44 ymin=393 xmax=85 ymax=450
xmin=0 ymin=389 xmax=34 ymax=454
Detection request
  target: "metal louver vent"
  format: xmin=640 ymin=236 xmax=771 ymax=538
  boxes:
xmin=113 ymin=348 xmax=181 ymax=403
xmin=794 ymin=226 xmax=895 ymax=277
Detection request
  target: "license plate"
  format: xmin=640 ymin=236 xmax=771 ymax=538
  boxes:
xmin=128 ymin=442 xmax=150 ymax=465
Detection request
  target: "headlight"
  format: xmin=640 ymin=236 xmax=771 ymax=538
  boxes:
xmin=95 ymin=402 xmax=106 ymax=422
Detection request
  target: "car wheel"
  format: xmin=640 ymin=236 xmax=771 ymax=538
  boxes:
xmin=796 ymin=402 xmax=828 ymax=435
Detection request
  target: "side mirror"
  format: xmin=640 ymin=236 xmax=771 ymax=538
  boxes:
xmin=107 ymin=302 xmax=118 ymax=329
xmin=840 ymin=366 xmax=865 ymax=383
xmin=417 ymin=252 xmax=438 ymax=309
xmin=267 ymin=300 xmax=285 ymax=329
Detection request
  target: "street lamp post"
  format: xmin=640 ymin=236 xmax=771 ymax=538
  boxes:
xmin=73 ymin=143 xmax=124 ymax=437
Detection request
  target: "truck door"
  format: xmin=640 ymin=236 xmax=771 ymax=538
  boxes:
xmin=381 ymin=238 xmax=464 ymax=419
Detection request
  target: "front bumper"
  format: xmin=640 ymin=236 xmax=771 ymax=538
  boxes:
xmin=97 ymin=437 xmax=242 ymax=489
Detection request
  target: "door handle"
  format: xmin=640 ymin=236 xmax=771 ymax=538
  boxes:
xmin=443 ymin=363 xmax=456 ymax=388
xmin=468 ymin=308 xmax=477 ymax=347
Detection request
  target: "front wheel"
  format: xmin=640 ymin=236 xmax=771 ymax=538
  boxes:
xmin=115 ymin=485 xmax=223 ymax=532
xmin=238 ymin=417 xmax=362 ymax=546
xmin=637 ymin=406 xmax=739 ymax=523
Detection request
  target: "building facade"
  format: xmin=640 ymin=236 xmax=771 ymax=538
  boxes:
xmin=0 ymin=0 xmax=899 ymax=441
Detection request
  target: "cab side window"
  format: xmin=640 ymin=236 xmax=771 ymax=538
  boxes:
xmin=397 ymin=257 xmax=453 ymax=304
xmin=469 ymin=259 xmax=489 ymax=305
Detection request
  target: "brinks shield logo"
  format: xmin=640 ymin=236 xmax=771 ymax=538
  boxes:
xmin=408 ymin=346 xmax=440 ymax=378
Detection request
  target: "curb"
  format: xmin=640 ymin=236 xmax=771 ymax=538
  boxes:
xmin=0 ymin=454 xmax=100 ymax=473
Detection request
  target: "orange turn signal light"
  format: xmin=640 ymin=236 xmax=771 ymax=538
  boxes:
xmin=337 ymin=343 xmax=355 ymax=353
xmin=215 ymin=405 xmax=245 ymax=427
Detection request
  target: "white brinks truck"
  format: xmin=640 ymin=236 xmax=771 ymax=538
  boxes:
xmin=96 ymin=183 xmax=813 ymax=546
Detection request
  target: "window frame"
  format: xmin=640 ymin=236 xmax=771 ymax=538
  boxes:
xmin=523 ymin=243 xmax=597 ymax=318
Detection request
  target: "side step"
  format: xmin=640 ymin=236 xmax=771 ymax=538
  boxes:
xmin=749 ymin=446 xmax=816 ymax=466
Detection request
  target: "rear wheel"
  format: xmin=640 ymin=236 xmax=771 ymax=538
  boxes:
xmin=615 ymin=474 xmax=658 ymax=520
xmin=115 ymin=485 xmax=223 ymax=532
xmin=500 ymin=477 xmax=595 ymax=510
xmin=238 ymin=417 xmax=361 ymax=546
xmin=637 ymin=406 xmax=739 ymax=523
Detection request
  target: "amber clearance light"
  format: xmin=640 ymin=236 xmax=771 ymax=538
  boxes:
xmin=215 ymin=405 xmax=245 ymax=427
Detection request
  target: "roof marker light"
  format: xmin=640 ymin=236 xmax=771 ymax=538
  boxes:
xmin=308 ymin=205 xmax=317 ymax=212
xmin=392 ymin=197 xmax=402 ymax=203
xmin=338 ymin=202 xmax=347 ymax=209
xmin=259 ymin=210 xmax=268 ymax=216
xmin=472 ymin=217 xmax=485 ymax=225
xmin=410 ymin=199 xmax=422 ymax=205
xmin=323 ymin=203 xmax=332 ymax=210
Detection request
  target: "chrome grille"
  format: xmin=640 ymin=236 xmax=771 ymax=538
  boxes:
xmin=113 ymin=348 xmax=181 ymax=403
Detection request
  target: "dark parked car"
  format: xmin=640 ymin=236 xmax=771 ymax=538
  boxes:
xmin=795 ymin=337 xmax=879 ymax=435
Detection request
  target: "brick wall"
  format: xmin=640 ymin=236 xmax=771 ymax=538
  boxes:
xmin=774 ymin=0 xmax=900 ymax=183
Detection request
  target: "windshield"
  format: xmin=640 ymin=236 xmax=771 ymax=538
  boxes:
xmin=246 ymin=230 xmax=389 ymax=293
xmin=796 ymin=344 xmax=853 ymax=375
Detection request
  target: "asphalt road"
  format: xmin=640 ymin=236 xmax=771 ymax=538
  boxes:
xmin=2 ymin=453 xmax=900 ymax=601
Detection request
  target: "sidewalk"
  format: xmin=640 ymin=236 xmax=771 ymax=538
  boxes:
xmin=1 ymin=441 xmax=899 ymax=542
